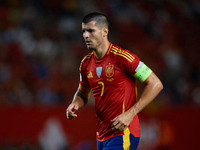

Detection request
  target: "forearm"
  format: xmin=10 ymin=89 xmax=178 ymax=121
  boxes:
xmin=70 ymin=85 xmax=92 ymax=110
xmin=71 ymin=92 xmax=87 ymax=109
xmin=131 ymin=73 xmax=163 ymax=115
xmin=110 ymin=77 xmax=163 ymax=131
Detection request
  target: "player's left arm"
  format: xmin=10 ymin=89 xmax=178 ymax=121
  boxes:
xmin=111 ymin=71 xmax=163 ymax=131
xmin=132 ymin=72 xmax=163 ymax=114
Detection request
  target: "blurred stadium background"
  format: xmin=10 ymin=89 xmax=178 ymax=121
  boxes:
xmin=0 ymin=0 xmax=200 ymax=149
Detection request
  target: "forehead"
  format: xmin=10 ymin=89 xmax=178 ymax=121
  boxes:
xmin=82 ymin=21 xmax=99 ymax=29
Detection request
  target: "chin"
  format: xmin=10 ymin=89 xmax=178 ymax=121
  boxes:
xmin=87 ymin=45 xmax=95 ymax=50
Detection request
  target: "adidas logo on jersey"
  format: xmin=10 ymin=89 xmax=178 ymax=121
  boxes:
xmin=87 ymin=71 xmax=93 ymax=78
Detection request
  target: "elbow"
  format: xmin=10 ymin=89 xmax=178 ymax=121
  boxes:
xmin=156 ymin=80 xmax=163 ymax=92
xmin=144 ymin=73 xmax=163 ymax=92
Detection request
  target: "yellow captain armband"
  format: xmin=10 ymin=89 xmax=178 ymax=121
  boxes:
xmin=134 ymin=61 xmax=152 ymax=82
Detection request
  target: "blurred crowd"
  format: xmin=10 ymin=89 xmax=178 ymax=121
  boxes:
xmin=0 ymin=0 xmax=200 ymax=108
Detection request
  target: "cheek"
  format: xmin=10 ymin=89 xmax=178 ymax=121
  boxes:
xmin=94 ymin=34 xmax=103 ymax=42
xmin=93 ymin=38 xmax=102 ymax=46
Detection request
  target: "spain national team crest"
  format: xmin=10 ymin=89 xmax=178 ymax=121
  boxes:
xmin=105 ymin=63 xmax=114 ymax=78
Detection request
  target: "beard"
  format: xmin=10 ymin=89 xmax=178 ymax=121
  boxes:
xmin=86 ymin=42 xmax=96 ymax=51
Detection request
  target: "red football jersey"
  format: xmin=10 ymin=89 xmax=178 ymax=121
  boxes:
xmin=79 ymin=43 xmax=140 ymax=142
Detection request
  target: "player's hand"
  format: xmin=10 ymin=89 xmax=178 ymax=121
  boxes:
xmin=111 ymin=111 xmax=134 ymax=131
xmin=66 ymin=103 xmax=78 ymax=120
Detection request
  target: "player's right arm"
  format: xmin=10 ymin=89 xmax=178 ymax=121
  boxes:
xmin=66 ymin=84 xmax=92 ymax=120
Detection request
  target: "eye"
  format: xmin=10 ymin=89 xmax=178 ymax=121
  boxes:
xmin=87 ymin=29 xmax=93 ymax=33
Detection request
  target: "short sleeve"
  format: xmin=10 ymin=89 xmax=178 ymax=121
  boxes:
xmin=117 ymin=50 xmax=140 ymax=77
xmin=79 ymin=61 xmax=90 ymax=87
xmin=116 ymin=49 xmax=152 ymax=82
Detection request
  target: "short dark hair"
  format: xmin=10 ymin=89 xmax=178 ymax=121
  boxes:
xmin=82 ymin=12 xmax=109 ymax=29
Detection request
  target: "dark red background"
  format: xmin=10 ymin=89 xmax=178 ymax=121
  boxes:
xmin=0 ymin=105 xmax=199 ymax=149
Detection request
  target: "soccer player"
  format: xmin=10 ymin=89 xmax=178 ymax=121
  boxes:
xmin=66 ymin=12 xmax=163 ymax=150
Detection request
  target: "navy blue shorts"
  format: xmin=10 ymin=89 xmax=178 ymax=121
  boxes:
xmin=96 ymin=134 xmax=140 ymax=150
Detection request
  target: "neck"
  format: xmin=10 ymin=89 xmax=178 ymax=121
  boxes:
xmin=94 ymin=40 xmax=110 ymax=59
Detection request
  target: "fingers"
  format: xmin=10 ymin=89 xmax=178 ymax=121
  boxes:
xmin=111 ymin=117 xmax=127 ymax=131
xmin=120 ymin=125 xmax=128 ymax=131
xmin=112 ymin=124 xmax=127 ymax=131
xmin=73 ymin=104 xmax=78 ymax=111
xmin=66 ymin=104 xmax=78 ymax=120
xmin=66 ymin=109 xmax=77 ymax=120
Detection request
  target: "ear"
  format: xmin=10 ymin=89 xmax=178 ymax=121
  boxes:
xmin=102 ymin=27 xmax=108 ymax=37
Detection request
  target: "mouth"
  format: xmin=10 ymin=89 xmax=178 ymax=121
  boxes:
xmin=85 ymin=40 xmax=92 ymax=45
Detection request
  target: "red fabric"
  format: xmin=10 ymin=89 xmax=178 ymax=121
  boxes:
xmin=79 ymin=43 xmax=140 ymax=142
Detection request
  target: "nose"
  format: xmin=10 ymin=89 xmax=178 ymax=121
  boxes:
xmin=83 ymin=31 xmax=89 ymax=39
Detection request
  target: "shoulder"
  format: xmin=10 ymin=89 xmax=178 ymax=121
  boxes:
xmin=82 ymin=52 xmax=94 ymax=62
xmin=108 ymin=44 xmax=139 ymax=63
xmin=79 ymin=52 xmax=94 ymax=72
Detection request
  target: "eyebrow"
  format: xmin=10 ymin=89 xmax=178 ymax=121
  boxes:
xmin=82 ymin=29 xmax=95 ymax=32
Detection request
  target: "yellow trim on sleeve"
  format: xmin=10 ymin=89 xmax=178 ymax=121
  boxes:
xmin=110 ymin=47 xmax=135 ymax=63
